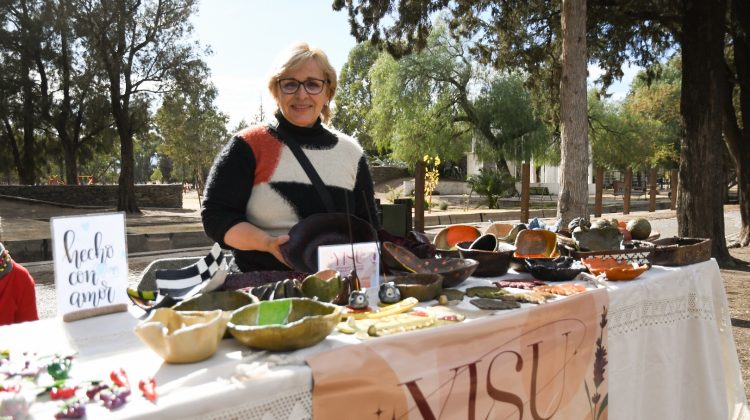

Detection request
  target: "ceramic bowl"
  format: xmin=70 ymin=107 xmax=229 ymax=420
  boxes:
xmin=300 ymin=269 xmax=342 ymax=303
xmin=514 ymin=229 xmax=560 ymax=258
xmin=433 ymin=225 xmax=481 ymax=252
xmin=134 ymin=308 xmax=226 ymax=364
xmin=173 ymin=291 xmax=257 ymax=338
xmin=483 ymin=222 xmax=514 ymax=238
xmin=381 ymin=242 xmax=479 ymax=288
xmin=386 ymin=273 xmax=443 ymax=302
xmin=456 ymin=241 xmax=515 ymax=277
xmin=524 ymin=256 xmax=587 ymax=282
xmin=228 ymin=298 xmax=341 ymax=351
xmin=581 ymin=258 xmax=651 ymax=281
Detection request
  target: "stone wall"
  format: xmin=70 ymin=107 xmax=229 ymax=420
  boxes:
xmin=0 ymin=184 xmax=183 ymax=208
xmin=370 ymin=166 xmax=410 ymax=184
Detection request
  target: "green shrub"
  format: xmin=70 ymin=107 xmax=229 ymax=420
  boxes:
xmin=466 ymin=168 xmax=517 ymax=209
xmin=439 ymin=202 xmax=449 ymax=211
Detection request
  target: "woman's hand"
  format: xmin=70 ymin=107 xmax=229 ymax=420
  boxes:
xmin=265 ymin=234 xmax=290 ymax=267
xmin=223 ymin=222 xmax=292 ymax=267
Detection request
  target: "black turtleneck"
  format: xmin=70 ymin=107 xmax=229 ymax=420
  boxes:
xmin=201 ymin=112 xmax=380 ymax=272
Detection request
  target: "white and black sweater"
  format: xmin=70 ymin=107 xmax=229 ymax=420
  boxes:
xmin=201 ymin=113 xmax=380 ymax=272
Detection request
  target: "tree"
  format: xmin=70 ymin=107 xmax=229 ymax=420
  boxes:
xmin=334 ymin=0 xmax=738 ymax=263
xmin=154 ymin=79 xmax=228 ymax=200
xmin=0 ymin=0 xmax=48 ymax=184
xmin=368 ymin=51 xmax=469 ymax=167
xmin=75 ymin=0 xmax=205 ymax=213
xmin=724 ymin=0 xmax=750 ymax=247
xmin=331 ymin=41 xmax=380 ymax=154
xmin=333 ymin=0 xmax=590 ymax=225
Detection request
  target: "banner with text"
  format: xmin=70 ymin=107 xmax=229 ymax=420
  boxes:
xmin=307 ymin=288 xmax=609 ymax=420
xmin=51 ymin=213 xmax=129 ymax=318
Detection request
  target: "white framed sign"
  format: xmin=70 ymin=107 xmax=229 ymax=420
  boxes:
xmin=51 ymin=212 xmax=129 ymax=320
xmin=317 ymin=242 xmax=380 ymax=289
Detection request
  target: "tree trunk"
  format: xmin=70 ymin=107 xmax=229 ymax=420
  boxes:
xmin=648 ymin=167 xmax=657 ymax=212
xmin=623 ymin=167 xmax=633 ymax=215
xmin=116 ymin=123 xmax=139 ymax=213
xmin=414 ymin=160 xmax=425 ymax=232
xmin=20 ymin=55 xmax=36 ymax=185
xmin=594 ymin=166 xmax=603 ymax=217
xmin=521 ymin=162 xmax=530 ymax=223
xmin=678 ymin=0 xmax=732 ymax=264
xmin=670 ymin=169 xmax=678 ymax=210
xmin=724 ymin=0 xmax=750 ymax=247
xmin=557 ymin=0 xmax=589 ymax=226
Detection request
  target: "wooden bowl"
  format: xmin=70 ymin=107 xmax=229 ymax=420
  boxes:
xmin=228 ymin=298 xmax=341 ymax=351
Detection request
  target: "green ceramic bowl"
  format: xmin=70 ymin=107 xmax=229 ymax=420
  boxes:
xmin=387 ymin=273 xmax=443 ymax=302
xmin=174 ymin=291 xmax=258 ymax=338
xmin=227 ymin=298 xmax=341 ymax=351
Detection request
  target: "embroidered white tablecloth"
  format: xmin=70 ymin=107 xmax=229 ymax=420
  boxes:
xmin=3 ymin=260 xmax=748 ymax=419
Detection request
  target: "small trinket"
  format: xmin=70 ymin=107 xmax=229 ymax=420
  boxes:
xmin=378 ymin=282 xmax=401 ymax=304
xmin=348 ymin=290 xmax=368 ymax=309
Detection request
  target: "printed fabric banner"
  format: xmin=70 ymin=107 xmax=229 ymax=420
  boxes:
xmin=306 ymin=288 xmax=609 ymax=420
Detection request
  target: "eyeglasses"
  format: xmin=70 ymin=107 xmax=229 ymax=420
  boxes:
xmin=278 ymin=78 xmax=327 ymax=95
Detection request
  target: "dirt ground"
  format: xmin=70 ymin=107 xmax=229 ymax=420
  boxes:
xmin=723 ymin=246 xmax=750 ymax=402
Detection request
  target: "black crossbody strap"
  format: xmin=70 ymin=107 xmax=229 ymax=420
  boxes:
xmin=274 ymin=125 xmax=337 ymax=213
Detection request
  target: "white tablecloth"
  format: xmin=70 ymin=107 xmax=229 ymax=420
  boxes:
xmin=2 ymin=260 xmax=748 ymax=419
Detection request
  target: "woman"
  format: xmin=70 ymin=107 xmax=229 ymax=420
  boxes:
xmin=0 ymin=242 xmax=39 ymax=325
xmin=201 ymin=42 xmax=380 ymax=272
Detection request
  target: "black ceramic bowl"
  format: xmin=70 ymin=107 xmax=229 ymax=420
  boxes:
xmin=524 ymin=256 xmax=587 ymax=282
xmin=456 ymin=242 xmax=515 ymax=277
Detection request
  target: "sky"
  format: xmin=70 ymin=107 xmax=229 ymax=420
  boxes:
xmin=192 ymin=1 xmax=636 ymax=128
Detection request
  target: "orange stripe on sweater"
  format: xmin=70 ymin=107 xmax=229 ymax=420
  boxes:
xmin=238 ymin=127 xmax=282 ymax=185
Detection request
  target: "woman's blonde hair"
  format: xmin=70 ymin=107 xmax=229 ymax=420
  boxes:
xmin=268 ymin=42 xmax=337 ymax=123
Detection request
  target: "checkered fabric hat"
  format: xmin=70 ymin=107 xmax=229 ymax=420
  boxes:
xmin=155 ymin=243 xmax=226 ymax=298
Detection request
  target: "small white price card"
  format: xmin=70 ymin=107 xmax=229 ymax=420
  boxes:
xmin=317 ymin=242 xmax=380 ymax=289
xmin=51 ymin=212 xmax=129 ymax=320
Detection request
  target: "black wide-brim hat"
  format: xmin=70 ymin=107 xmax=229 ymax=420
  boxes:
xmin=280 ymin=213 xmax=378 ymax=273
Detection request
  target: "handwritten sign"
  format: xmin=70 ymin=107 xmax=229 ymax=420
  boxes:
xmin=51 ymin=213 xmax=129 ymax=320
xmin=317 ymin=242 xmax=380 ymax=289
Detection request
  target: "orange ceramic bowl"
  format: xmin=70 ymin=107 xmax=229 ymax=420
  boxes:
xmin=514 ymin=229 xmax=560 ymax=258
xmin=433 ymin=225 xmax=481 ymax=250
xmin=582 ymin=258 xmax=651 ymax=281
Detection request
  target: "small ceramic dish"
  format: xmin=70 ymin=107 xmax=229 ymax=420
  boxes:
xmin=456 ymin=241 xmax=515 ymax=277
xmin=173 ymin=291 xmax=257 ymax=338
xmin=582 ymin=258 xmax=651 ymax=281
xmin=228 ymin=298 xmax=341 ymax=351
xmin=433 ymin=224 xmax=481 ymax=253
xmin=524 ymin=256 xmax=587 ymax=282
xmin=382 ymin=242 xmax=479 ymax=287
xmin=485 ymin=223 xmax=526 ymax=244
xmin=514 ymin=229 xmax=560 ymax=259
xmin=134 ymin=308 xmax=226 ymax=364
xmin=386 ymin=273 xmax=443 ymax=302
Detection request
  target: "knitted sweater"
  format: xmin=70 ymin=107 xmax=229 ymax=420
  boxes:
xmin=202 ymin=113 xmax=380 ymax=272
xmin=0 ymin=261 xmax=39 ymax=326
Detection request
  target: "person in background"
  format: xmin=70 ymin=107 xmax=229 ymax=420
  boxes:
xmin=0 ymin=242 xmax=39 ymax=325
xmin=201 ymin=42 xmax=380 ymax=272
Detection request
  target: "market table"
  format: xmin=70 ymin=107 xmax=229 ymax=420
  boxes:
xmin=2 ymin=259 xmax=748 ymax=419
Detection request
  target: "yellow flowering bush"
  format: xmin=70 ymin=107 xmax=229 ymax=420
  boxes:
xmin=424 ymin=155 xmax=441 ymax=212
